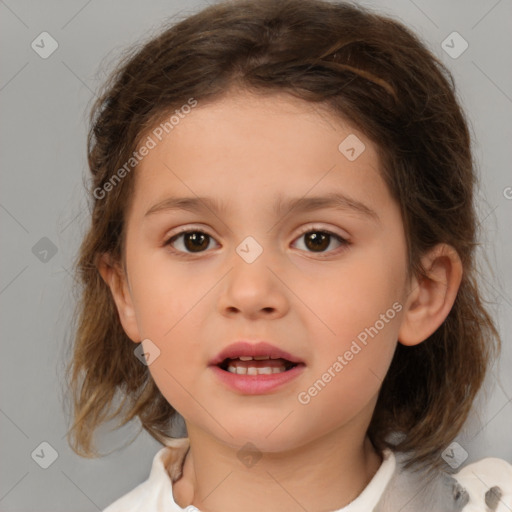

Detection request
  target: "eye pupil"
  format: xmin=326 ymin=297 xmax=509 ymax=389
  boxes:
xmin=305 ymin=232 xmax=329 ymax=252
xmin=185 ymin=232 xmax=209 ymax=252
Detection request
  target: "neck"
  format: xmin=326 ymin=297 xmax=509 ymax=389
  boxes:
xmin=172 ymin=426 xmax=382 ymax=512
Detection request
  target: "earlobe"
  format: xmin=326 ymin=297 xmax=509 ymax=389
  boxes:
xmin=97 ymin=253 xmax=141 ymax=343
xmin=398 ymin=244 xmax=463 ymax=347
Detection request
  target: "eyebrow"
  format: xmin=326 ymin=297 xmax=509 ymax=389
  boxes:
xmin=144 ymin=192 xmax=380 ymax=223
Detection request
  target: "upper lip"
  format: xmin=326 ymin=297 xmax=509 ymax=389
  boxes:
xmin=209 ymin=341 xmax=304 ymax=366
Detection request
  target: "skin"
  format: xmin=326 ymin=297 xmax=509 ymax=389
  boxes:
xmin=99 ymin=90 xmax=463 ymax=512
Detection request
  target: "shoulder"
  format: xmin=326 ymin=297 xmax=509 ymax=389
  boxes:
xmin=377 ymin=452 xmax=512 ymax=512
xmin=102 ymin=438 xmax=190 ymax=512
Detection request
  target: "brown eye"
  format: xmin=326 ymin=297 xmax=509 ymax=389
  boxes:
xmin=293 ymin=230 xmax=349 ymax=254
xmin=165 ymin=230 xmax=218 ymax=254
xmin=304 ymin=232 xmax=329 ymax=252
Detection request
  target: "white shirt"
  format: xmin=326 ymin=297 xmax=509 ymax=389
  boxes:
xmin=103 ymin=437 xmax=396 ymax=512
xmin=103 ymin=437 xmax=512 ymax=511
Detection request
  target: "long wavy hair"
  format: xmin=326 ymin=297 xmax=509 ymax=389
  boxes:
xmin=65 ymin=0 xmax=501 ymax=470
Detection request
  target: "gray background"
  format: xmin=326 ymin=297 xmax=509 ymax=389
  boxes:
xmin=0 ymin=0 xmax=511 ymax=510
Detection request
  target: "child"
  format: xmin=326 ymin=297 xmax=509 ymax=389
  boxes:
xmin=66 ymin=0 xmax=510 ymax=510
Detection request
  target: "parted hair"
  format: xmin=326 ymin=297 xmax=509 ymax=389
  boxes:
xmin=66 ymin=0 xmax=501 ymax=470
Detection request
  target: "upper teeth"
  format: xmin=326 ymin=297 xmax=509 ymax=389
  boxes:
xmin=225 ymin=355 xmax=293 ymax=375
xmin=227 ymin=364 xmax=286 ymax=375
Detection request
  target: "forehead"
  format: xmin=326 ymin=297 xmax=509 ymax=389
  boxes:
xmin=129 ymin=91 xmax=392 ymax=220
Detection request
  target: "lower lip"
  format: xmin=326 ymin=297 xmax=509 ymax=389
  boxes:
xmin=209 ymin=364 xmax=305 ymax=394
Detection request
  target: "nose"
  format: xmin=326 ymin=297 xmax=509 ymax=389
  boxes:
xmin=217 ymin=251 xmax=289 ymax=321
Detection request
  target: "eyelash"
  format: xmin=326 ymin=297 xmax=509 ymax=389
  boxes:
xmin=163 ymin=226 xmax=350 ymax=258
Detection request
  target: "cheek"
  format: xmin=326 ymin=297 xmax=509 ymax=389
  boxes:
xmin=128 ymin=255 xmax=213 ymax=404
xmin=139 ymin=314 xmax=207 ymax=418
xmin=305 ymin=248 xmax=404 ymax=347
xmin=296 ymin=328 xmax=397 ymax=432
xmin=128 ymin=249 xmax=210 ymax=338
xmin=295 ymin=248 xmax=403 ymax=412
xmin=126 ymin=257 xmax=206 ymax=399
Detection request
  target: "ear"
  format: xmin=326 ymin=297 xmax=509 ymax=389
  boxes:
xmin=97 ymin=252 xmax=141 ymax=343
xmin=398 ymin=243 xmax=463 ymax=347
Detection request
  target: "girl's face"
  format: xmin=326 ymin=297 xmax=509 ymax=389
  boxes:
xmin=116 ymin=91 xmax=412 ymax=453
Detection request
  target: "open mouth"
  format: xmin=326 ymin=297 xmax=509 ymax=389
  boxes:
xmin=218 ymin=356 xmax=299 ymax=375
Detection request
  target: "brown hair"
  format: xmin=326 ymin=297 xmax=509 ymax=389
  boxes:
xmin=65 ymin=0 xmax=501 ymax=470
